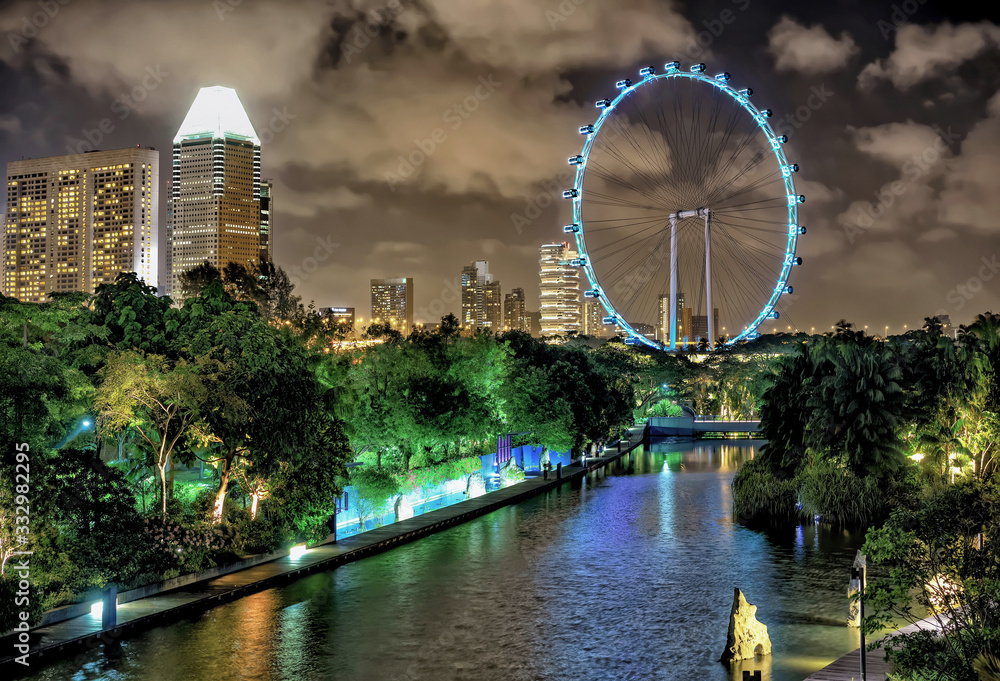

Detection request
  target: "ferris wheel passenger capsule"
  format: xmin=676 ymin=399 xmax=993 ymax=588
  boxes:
xmin=738 ymin=88 xmax=753 ymax=97
xmin=785 ymin=286 xmax=794 ymax=294
xmin=690 ymin=63 xmax=706 ymax=73
xmin=579 ymin=124 xmax=594 ymax=135
xmin=584 ymin=289 xmax=601 ymax=298
xmin=799 ymin=226 xmax=807 ymax=235
xmin=568 ymin=155 xmax=585 ymax=166
xmin=769 ymin=311 xmax=780 ymax=319
xmin=602 ymin=316 xmax=617 ymax=325
xmin=596 ymin=99 xmax=611 ymax=108
xmin=664 ymin=61 xmax=680 ymax=71
xmin=639 ymin=66 xmax=656 ymax=77
xmin=793 ymin=256 xmax=803 ymax=265
xmin=760 ymin=109 xmax=773 ymax=117
xmin=777 ymin=135 xmax=788 ymax=143
xmin=615 ymin=79 xmax=631 ymax=89
xmin=570 ymin=257 xmax=587 ymax=267
xmin=563 ymin=223 xmax=580 ymax=233
xmin=715 ymin=72 xmax=730 ymax=81
xmin=624 ymin=337 xmax=642 ymax=346
xmin=562 ymin=189 xmax=579 ymax=199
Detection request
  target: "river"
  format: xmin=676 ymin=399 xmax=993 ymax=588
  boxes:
xmin=24 ymin=440 xmax=866 ymax=681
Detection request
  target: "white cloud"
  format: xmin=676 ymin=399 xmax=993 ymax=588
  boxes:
xmin=850 ymin=121 xmax=947 ymax=169
xmin=858 ymin=22 xmax=1000 ymax=90
xmin=766 ymin=16 xmax=859 ymax=75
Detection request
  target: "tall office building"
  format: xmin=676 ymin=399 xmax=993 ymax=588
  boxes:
xmin=582 ymin=300 xmax=611 ymax=338
xmin=691 ymin=308 xmax=720 ymax=344
xmin=259 ymin=178 xmax=273 ymax=264
xmin=503 ymin=287 xmax=528 ymax=332
xmin=168 ymin=86 xmax=262 ymax=296
xmin=539 ymin=242 xmax=580 ymax=336
xmin=370 ymin=277 xmax=413 ymax=333
xmin=3 ymin=147 xmax=159 ymax=302
xmin=484 ymin=280 xmax=502 ymax=331
xmin=461 ymin=260 xmax=500 ymax=330
xmin=657 ymin=291 xmax=688 ymax=343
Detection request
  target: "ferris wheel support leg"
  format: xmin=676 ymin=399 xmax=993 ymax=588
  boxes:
xmin=705 ymin=209 xmax=715 ymax=351
xmin=669 ymin=213 xmax=678 ymax=351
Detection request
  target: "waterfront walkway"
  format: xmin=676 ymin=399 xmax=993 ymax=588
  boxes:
xmin=1 ymin=433 xmax=643 ymax=672
xmin=803 ymin=613 xmax=947 ymax=680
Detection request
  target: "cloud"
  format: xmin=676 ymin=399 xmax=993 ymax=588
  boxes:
xmin=766 ymin=16 xmax=859 ymax=75
xmin=858 ymin=22 xmax=1000 ymax=90
xmin=850 ymin=121 xmax=947 ymax=169
xmin=938 ymin=92 xmax=1000 ymax=234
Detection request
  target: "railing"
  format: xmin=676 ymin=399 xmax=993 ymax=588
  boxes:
xmin=694 ymin=415 xmax=759 ymax=422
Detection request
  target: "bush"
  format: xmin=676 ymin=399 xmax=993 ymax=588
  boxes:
xmin=0 ymin=570 xmax=45 ymax=631
xmin=646 ymin=400 xmax=683 ymax=417
xmin=797 ymin=460 xmax=889 ymax=527
xmin=227 ymin=507 xmax=287 ymax=555
xmin=731 ymin=456 xmax=798 ymax=523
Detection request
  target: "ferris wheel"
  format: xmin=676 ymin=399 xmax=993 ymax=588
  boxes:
xmin=563 ymin=62 xmax=804 ymax=350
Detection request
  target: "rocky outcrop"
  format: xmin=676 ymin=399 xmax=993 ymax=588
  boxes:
xmin=720 ymin=588 xmax=771 ymax=662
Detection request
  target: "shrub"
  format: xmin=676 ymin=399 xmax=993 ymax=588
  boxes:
xmin=227 ymin=507 xmax=287 ymax=556
xmin=731 ymin=456 xmax=798 ymax=523
xmin=797 ymin=460 xmax=889 ymax=527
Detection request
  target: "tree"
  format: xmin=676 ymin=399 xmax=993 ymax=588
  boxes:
xmin=95 ymin=351 xmax=206 ymax=518
xmin=93 ymin=272 xmax=172 ymax=353
xmin=862 ymin=480 xmax=1000 ymax=681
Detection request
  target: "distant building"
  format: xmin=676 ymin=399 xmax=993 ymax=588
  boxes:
xmin=657 ymin=292 xmax=687 ymax=343
xmin=539 ymin=242 xmax=580 ymax=336
xmin=259 ymin=178 xmax=273 ymax=264
xmin=370 ymin=277 xmax=413 ymax=333
xmin=691 ymin=308 xmax=720 ymax=344
xmin=319 ymin=306 xmax=355 ymax=327
xmin=168 ymin=86 xmax=262 ymax=296
xmin=461 ymin=260 xmax=501 ymax=330
xmin=582 ymin=299 xmax=612 ymax=338
xmin=3 ymin=147 xmax=159 ymax=302
xmin=934 ymin=314 xmax=954 ymax=338
xmin=504 ymin=287 xmax=528 ymax=332
xmin=528 ymin=310 xmax=542 ymax=337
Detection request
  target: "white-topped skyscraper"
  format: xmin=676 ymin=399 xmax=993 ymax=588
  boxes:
xmin=167 ymin=86 xmax=262 ymax=296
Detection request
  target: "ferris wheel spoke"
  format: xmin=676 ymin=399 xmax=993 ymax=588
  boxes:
xmin=585 ymin=159 xmax=686 ymax=210
xmin=707 ymin=170 xmax=784 ymax=208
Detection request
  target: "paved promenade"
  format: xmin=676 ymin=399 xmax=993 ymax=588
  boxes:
xmin=1 ymin=433 xmax=642 ymax=672
xmin=803 ymin=613 xmax=946 ymax=680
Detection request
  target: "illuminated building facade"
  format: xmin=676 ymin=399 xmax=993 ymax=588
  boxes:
xmin=3 ymin=147 xmax=159 ymax=302
xmin=370 ymin=277 xmax=413 ymax=333
xmin=503 ymin=287 xmax=528 ymax=332
xmin=539 ymin=242 xmax=580 ymax=336
xmin=259 ymin=178 xmax=273 ymax=264
xmin=168 ymin=86 xmax=262 ymax=296
xmin=658 ymin=291 xmax=687 ymax=343
xmin=461 ymin=260 xmax=497 ymax=330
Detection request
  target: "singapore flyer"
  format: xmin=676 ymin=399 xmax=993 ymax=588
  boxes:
xmin=564 ymin=61 xmax=804 ymax=350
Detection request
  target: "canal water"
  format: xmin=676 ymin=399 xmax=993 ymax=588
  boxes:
xmin=26 ymin=441 xmax=867 ymax=681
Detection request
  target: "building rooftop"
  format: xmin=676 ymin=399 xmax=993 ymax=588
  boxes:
xmin=174 ymin=86 xmax=259 ymax=144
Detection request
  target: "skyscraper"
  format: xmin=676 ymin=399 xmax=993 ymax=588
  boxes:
xmin=168 ymin=86 xmax=262 ymax=296
xmin=3 ymin=147 xmax=159 ymax=302
xmin=370 ymin=277 xmax=413 ymax=333
xmin=658 ymin=291 xmax=687 ymax=343
xmin=539 ymin=242 xmax=580 ymax=336
xmin=461 ymin=260 xmax=499 ymax=330
xmin=582 ymin=300 xmax=609 ymax=338
xmin=259 ymin=178 xmax=273 ymax=264
xmin=691 ymin=308 xmax=720 ymax=344
xmin=504 ymin=287 xmax=528 ymax=332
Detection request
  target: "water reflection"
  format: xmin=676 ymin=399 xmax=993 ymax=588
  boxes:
xmin=26 ymin=440 xmax=866 ymax=681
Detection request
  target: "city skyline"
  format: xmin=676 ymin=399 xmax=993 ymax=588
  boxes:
xmin=1 ymin=2 xmax=999 ymax=330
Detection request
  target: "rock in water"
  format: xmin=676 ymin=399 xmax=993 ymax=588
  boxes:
xmin=720 ymin=587 xmax=772 ymax=662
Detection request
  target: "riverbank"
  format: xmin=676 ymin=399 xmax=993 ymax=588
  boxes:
xmin=1 ymin=434 xmax=643 ymax=673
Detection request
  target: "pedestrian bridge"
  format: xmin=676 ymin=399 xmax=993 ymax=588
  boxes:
xmin=646 ymin=416 xmax=761 ymax=438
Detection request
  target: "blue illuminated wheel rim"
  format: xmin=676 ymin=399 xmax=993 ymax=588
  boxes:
xmin=565 ymin=63 xmax=803 ymax=349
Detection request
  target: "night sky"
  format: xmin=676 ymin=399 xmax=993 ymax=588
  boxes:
xmin=1 ymin=0 xmax=999 ymax=331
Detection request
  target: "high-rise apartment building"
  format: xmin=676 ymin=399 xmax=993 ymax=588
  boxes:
xmin=582 ymin=300 xmax=611 ymax=338
xmin=691 ymin=308 xmax=720 ymax=344
xmin=259 ymin=178 xmax=273 ymax=264
xmin=461 ymin=260 xmax=501 ymax=330
xmin=503 ymin=287 xmax=528 ymax=332
xmin=658 ymin=291 xmax=687 ymax=343
xmin=168 ymin=86 xmax=262 ymax=296
xmin=539 ymin=242 xmax=580 ymax=337
xmin=370 ymin=277 xmax=413 ymax=333
xmin=3 ymin=147 xmax=159 ymax=302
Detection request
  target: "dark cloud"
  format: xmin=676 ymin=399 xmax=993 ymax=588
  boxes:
xmin=0 ymin=0 xmax=998 ymax=331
